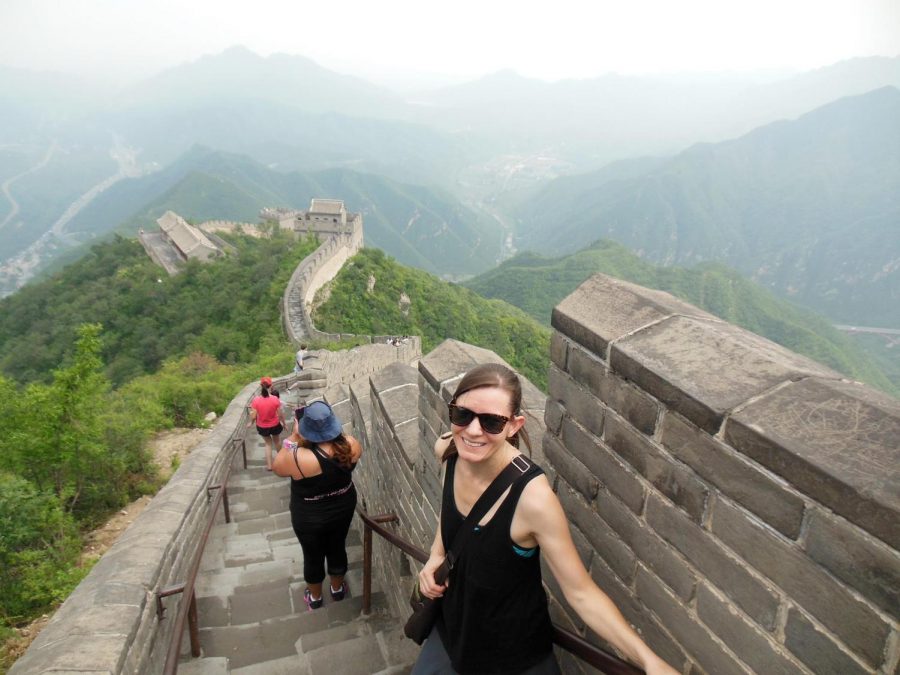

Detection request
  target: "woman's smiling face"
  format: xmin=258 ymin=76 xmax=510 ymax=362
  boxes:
xmin=451 ymin=386 xmax=524 ymax=464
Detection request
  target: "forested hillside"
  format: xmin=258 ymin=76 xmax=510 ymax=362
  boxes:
xmin=0 ymin=231 xmax=317 ymax=386
xmin=465 ymin=240 xmax=898 ymax=397
xmin=0 ymin=230 xmax=318 ymax=644
xmin=312 ymin=248 xmax=551 ymax=389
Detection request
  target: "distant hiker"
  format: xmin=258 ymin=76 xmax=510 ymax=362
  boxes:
xmin=294 ymin=344 xmax=308 ymax=373
xmin=249 ymin=376 xmax=285 ymax=471
xmin=273 ymin=401 xmax=362 ymax=611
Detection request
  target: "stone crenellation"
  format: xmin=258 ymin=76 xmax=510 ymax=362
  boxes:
xmin=539 ymin=274 xmax=900 ymax=674
xmin=344 ymin=274 xmax=899 ymax=675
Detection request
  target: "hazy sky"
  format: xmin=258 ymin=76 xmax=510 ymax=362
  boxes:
xmin=3 ymin=0 xmax=898 ymax=85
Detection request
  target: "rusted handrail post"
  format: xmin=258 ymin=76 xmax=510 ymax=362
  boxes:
xmin=188 ymin=592 xmax=200 ymax=657
xmin=156 ymin=585 xmax=201 ymax=657
xmin=362 ymin=513 xmax=399 ymax=614
xmin=160 ymin=431 xmax=244 ymax=675
xmin=363 ymin=522 xmax=372 ymax=614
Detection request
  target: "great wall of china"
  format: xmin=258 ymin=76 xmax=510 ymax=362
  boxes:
xmin=10 ymin=208 xmax=899 ymax=674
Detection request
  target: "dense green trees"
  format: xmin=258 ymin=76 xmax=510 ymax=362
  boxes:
xmin=0 ymin=231 xmax=317 ymax=641
xmin=0 ymin=231 xmax=318 ymax=387
xmin=0 ymin=325 xmax=127 ymax=626
xmin=313 ymin=248 xmax=551 ymax=389
xmin=465 ymin=240 xmax=898 ymax=397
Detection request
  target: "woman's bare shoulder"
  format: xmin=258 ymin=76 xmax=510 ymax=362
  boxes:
xmin=518 ymin=473 xmax=562 ymax=522
xmin=434 ymin=432 xmax=453 ymax=460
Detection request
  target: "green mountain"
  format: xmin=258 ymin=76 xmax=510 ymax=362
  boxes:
xmin=464 ymin=240 xmax=898 ymax=397
xmin=312 ymin=248 xmax=551 ymax=389
xmin=0 ymin=232 xmax=318 ymax=387
xmin=65 ymin=147 xmax=503 ymax=277
xmin=512 ymin=87 xmax=900 ymax=328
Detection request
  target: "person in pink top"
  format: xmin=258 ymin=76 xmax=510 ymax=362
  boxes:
xmin=249 ymin=376 xmax=285 ymax=471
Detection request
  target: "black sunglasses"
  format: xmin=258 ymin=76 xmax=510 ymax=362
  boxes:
xmin=448 ymin=404 xmax=510 ymax=434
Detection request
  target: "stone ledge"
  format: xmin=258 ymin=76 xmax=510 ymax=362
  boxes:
xmin=611 ymin=315 xmax=838 ymax=434
xmin=724 ymin=377 xmax=900 ymax=549
xmin=551 ymin=273 xmax=715 ymax=360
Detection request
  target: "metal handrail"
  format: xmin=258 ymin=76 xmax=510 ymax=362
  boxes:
xmin=159 ymin=426 xmax=248 ymax=674
xmin=357 ymin=509 xmax=643 ymax=675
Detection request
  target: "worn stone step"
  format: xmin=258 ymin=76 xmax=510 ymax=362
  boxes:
xmin=177 ymin=655 xmax=229 ymax=675
xmin=230 ymin=654 xmax=309 ymax=675
xmin=307 ymin=633 xmax=387 ymax=675
xmin=376 ymin=626 xmax=422 ymax=671
xmin=373 ymin=666 xmax=414 ymax=675
xmin=196 ymin=594 xmax=379 ymax=669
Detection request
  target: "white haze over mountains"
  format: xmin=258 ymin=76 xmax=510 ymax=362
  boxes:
xmin=1 ymin=0 xmax=898 ymax=87
xmin=0 ymin=47 xmax=899 ymax=293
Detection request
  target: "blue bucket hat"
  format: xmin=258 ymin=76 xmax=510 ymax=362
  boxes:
xmin=299 ymin=401 xmax=343 ymax=443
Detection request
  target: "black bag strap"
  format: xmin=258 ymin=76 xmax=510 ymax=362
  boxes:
xmin=435 ymin=454 xmax=533 ymax=584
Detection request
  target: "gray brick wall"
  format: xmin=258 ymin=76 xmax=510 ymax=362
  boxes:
xmin=546 ymin=273 xmax=900 ymax=675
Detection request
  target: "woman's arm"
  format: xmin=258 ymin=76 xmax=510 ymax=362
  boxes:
xmin=271 ymin=444 xmax=291 ymax=476
xmin=521 ymin=480 xmax=678 ymax=675
xmin=350 ymin=435 xmax=363 ymax=462
xmin=417 ymin=520 xmax=447 ymax=599
xmin=272 ymin=437 xmax=309 ymax=478
xmin=418 ymin=435 xmax=452 ymax=598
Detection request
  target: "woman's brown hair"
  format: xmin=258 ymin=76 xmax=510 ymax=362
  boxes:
xmin=300 ymin=434 xmax=354 ymax=469
xmin=442 ymin=362 xmax=531 ymax=461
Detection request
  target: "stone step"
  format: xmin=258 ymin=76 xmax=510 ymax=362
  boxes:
xmin=231 ymin=654 xmax=308 ymax=675
xmin=178 ymin=656 xmax=229 ymax=675
xmin=373 ymin=667 xmax=413 ymax=675
xmin=307 ymin=633 xmax=386 ymax=675
xmin=193 ymin=593 xmax=386 ymax=670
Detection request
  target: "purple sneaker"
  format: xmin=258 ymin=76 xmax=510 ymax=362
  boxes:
xmin=304 ymin=588 xmax=323 ymax=610
xmin=330 ymin=581 xmax=347 ymax=601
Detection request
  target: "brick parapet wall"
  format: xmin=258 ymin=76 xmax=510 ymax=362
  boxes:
xmin=283 ymin=229 xmax=364 ymax=345
xmin=282 ymin=221 xmax=421 ymax=353
xmin=546 ymin=273 xmax=900 ymax=675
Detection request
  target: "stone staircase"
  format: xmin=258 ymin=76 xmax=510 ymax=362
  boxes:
xmin=178 ymin=385 xmax=420 ymax=674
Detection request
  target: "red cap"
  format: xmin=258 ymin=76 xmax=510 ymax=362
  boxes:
xmin=260 ymin=376 xmax=273 ymax=387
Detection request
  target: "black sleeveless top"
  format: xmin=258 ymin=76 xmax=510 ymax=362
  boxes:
xmin=438 ymin=454 xmax=554 ymax=674
xmin=289 ymin=445 xmax=356 ymax=503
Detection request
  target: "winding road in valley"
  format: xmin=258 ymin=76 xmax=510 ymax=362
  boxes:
xmin=0 ymin=141 xmax=58 ymax=230
xmin=0 ymin=137 xmax=144 ymax=296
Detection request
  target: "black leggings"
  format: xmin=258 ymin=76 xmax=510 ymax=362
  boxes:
xmin=290 ymin=498 xmax=355 ymax=584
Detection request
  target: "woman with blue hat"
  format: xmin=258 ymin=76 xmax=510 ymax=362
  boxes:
xmin=273 ymin=400 xmax=363 ymax=610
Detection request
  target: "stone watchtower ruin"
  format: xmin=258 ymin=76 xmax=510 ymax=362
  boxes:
xmin=261 ymin=198 xmax=363 ymax=244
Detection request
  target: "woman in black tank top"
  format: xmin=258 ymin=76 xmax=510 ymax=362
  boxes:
xmin=273 ymin=401 xmax=362 ymax=611
xmin=412 ymin=364 xmax=677 ymax=675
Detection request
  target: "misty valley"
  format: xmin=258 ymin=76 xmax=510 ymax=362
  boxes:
xmin=1 ymin=46 xmax=899 ymax=397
